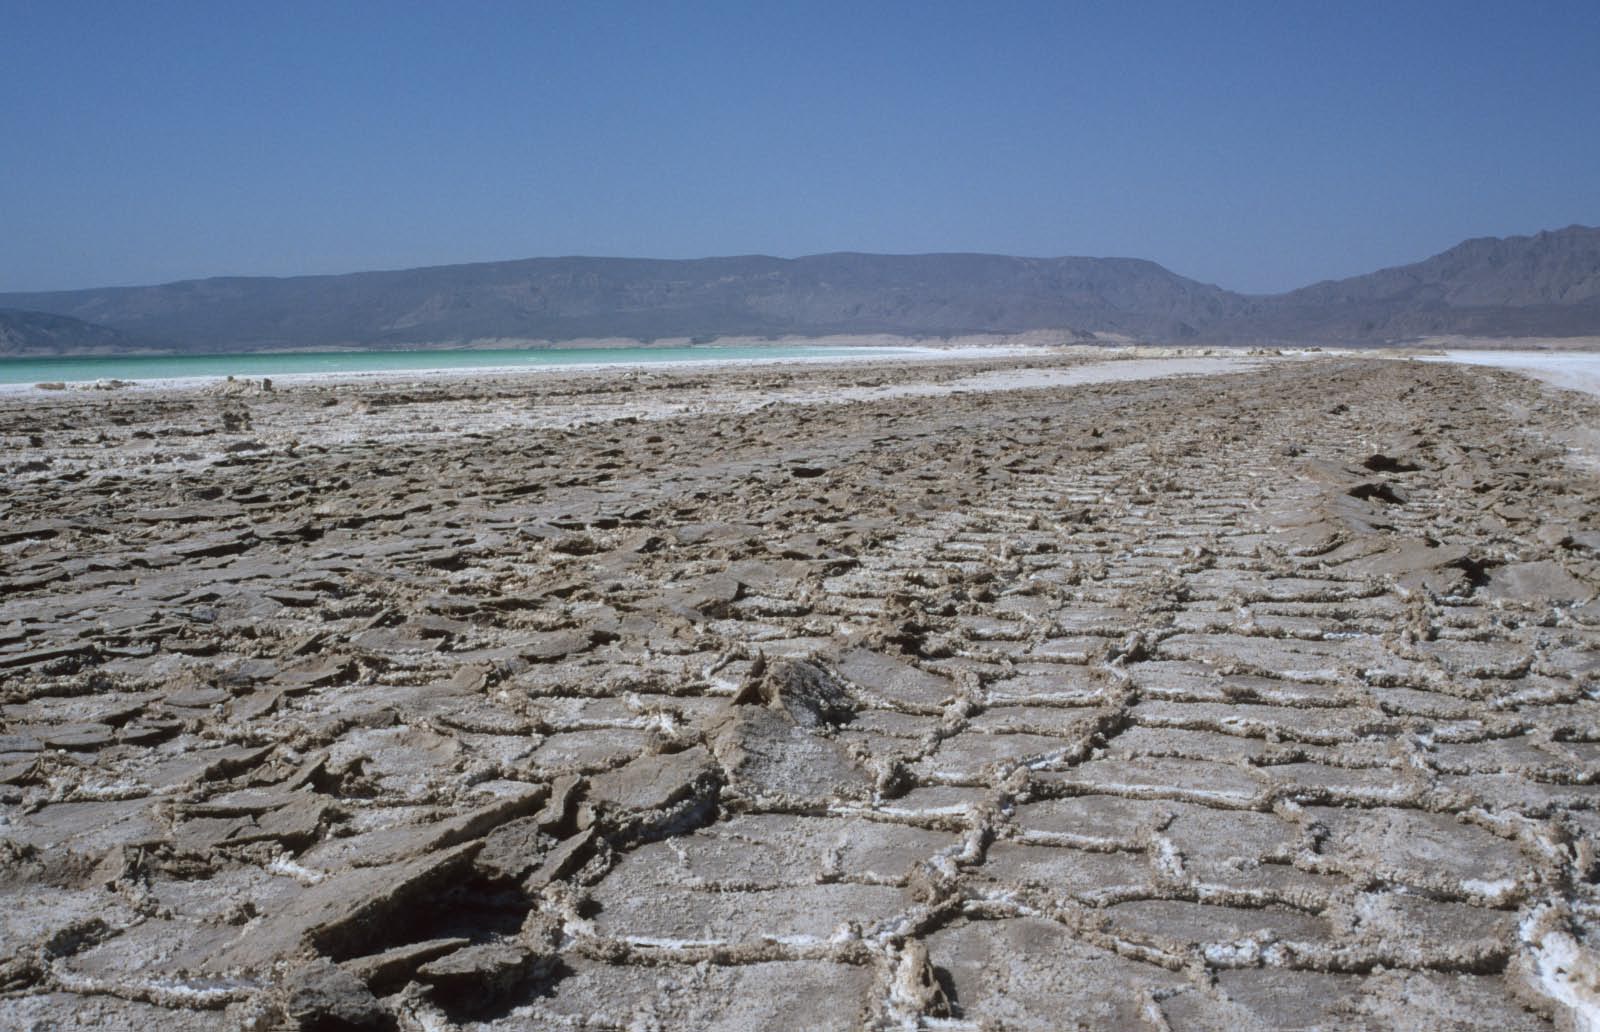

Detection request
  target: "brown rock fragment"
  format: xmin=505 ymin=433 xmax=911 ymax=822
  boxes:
xmin=589 ymin=744 xmax=717 ymax=814
xmin=730 ymin=654 xmax=857 ymax=727
xmin=523 ymin=827 xmax=599 ymax=890
xmin=207 ymin=840 xmax=482 ymax=970
xmin=415 ymin=942 xmax=550 ymax=1017
xmin=474 ymin=817 xmax=557 ymax=883
xmin=341 ymin=937 xmax=470 ymax=996
xmin=280 ymin=958 xmax=389 ymax=1031
xmin=587 ymin=744 xmax=722 ymax=845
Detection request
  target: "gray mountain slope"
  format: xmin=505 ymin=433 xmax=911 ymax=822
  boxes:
xmin=0 ymin=308 xmax=148 ymax=357
xmin=1214 ymin=225 xmax=1600 ymax=341
xmin=1 ymin=226 xmax=1596 ymax=355
xmin=0 ymin=253 xmax=1243 ymax=353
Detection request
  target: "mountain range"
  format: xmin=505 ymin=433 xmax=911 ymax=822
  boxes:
xmin=2 ymin=225 xmax=1597 ymax=356
xmin=0 ymin=308 xmax=149 ymax=357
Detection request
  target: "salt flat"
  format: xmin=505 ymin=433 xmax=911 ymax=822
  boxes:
xmin=1 ymin=352 xmax=1596 ymax=1030
xmin=1423 ymin=349 xmax=1600 ymax=398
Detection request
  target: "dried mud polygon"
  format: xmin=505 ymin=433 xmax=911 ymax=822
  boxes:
xmin=1 ymin=355 xmax=1597 ymax=1029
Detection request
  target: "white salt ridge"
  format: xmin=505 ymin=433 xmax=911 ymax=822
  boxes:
xmin=1460 ymin=877 xmax=1522 ymax=906
xmin=1423 ymin=350 xmax=1600 ymax=399
xmin=1520 ymin=905 xmax=1600 ymax=1032
xmin=266 ymin=854 xmax=325 ymax=885
xmin=621 ymin=935 xmax=725 ymax=949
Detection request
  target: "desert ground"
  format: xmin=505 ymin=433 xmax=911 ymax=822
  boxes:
xmin=1 ymin=350 xmax=1597 ymax=1030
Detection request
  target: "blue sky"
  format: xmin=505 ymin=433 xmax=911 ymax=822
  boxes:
xmin=2 ymin=1 xmax=1596 ymax=293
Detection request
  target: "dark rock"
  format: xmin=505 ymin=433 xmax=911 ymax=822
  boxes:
xmin=589 ymin=745 xmax=717 ymax=814
xmin=255 ymin=795 xmax=335 ymax=848
xmin=343 ymin=784 xmax=548 ymax=867
xmin=1347 ymin=481 xmax=1408 ymax=505
xmin=1361 ymin=453 xmax=1422 ymax=473
xmin=416 ymin=942 xmax=551 ymax=1020
xmin=730 ymin=655 xmax=857 ymax=727
xmin=341 ymin=937 xmax=470 ymax=996
xmin=281 ymin=957 xmax=391 ymax=1031
xmin=474 ymin=816 xmax=557 ymax=883
xmin=207 ymin=841 xmax=482 ymax=969
xmin=536 ymin=774 xmax=582 ymax=835
xmin=523 ymin=828 xmax=597 ymax=891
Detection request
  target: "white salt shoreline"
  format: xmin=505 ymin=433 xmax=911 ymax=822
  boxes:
xmin=0 ymin=344 xmax=1023 ymax=396
xmin=1418 ymin=350 xmax=1600 ymax=399
xmin=0 ymin=343 xmax=1336 ymax=399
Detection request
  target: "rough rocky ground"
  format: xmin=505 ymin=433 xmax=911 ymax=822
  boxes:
xmin=1 ymin=354 xmax=1597 ymax=1030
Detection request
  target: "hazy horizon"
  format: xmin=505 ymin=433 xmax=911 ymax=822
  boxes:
xmin=4 ymin=1 xmax=1597 ymax=295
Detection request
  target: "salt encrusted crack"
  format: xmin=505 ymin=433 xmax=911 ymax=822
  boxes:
xmin=1 ymin=356 xmax=1594 ymax=1029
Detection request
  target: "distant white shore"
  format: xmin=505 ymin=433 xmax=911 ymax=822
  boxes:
xmin=0 ymin=341 xmax=1301 ymax=397
xmin=1418 ymin=350 xmax=1600 ymax=399
xmin=0 ymin=344 xmax=991 ymax=396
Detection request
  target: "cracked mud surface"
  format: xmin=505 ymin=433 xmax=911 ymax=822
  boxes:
xmin=2 ymin=354 xmax=1598 ymax=1030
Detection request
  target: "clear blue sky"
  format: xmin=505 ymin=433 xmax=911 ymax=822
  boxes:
xmin=2 ymin=1 xmax=1596 ymax=294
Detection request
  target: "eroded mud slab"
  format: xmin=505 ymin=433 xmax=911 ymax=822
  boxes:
xmin=1 ymin=354 xmax=1598 ymax=1030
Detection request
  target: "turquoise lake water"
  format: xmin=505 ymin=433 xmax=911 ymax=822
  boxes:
xmin=0 ymin=344 xmax=921 ymax=385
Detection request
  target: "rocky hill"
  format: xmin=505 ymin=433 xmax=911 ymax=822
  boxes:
xmin=0 ymin=254 xmax=1245 ymax=353
xmin=2 ymin=226 xmax=1596 ymax=354
xmin=1218 ymin=225 xmax=1600 ymax=341
xmin=0 ymin=308 xmax=147 ymax=357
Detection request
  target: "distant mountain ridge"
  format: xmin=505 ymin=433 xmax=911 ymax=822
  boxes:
xmin=1215 ymin=226 xmax=1600 ymax=341
xmin=2 ymin=226 xmax=1597 ymax=355
xmin=0 ymin=308 xmax=148 ymax=357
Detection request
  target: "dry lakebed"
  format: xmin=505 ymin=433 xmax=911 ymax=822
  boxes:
xmin=1 ymin=348 xmax=1598 ymax=1030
